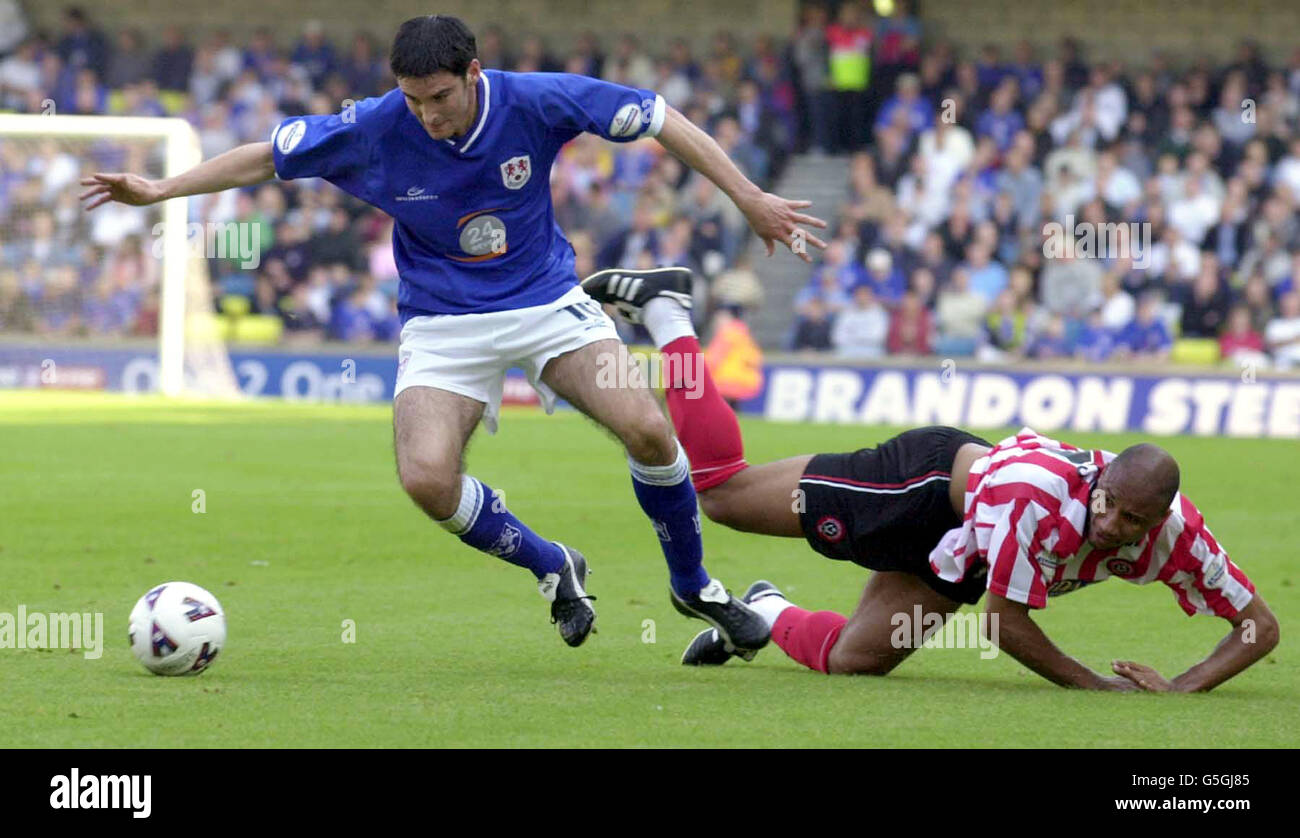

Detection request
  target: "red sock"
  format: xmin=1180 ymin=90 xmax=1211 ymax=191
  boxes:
xmin=661 ymin=335 xmax=748 ymax=491
xmin=772 ymin=607 xmax=848 ymax=674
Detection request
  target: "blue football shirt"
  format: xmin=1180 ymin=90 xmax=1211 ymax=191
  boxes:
xmin=270 ymin=70 xmax=665 ymax=321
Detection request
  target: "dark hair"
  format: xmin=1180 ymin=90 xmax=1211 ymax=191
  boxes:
xmin=390 ymin=15 xmax=477 ymax=79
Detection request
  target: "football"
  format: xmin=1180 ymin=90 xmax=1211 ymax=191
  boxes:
xmin=128 ymin=582 xmax=226 ymax=676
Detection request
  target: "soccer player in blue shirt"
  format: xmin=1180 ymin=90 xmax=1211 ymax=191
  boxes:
xmin=80 ymin=15 xmax=826 ymax=653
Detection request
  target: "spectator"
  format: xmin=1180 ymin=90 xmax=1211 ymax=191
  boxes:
xmin=1074 ymin=309 xmax=1117 ymax=362
xmin=280 ymin=281 xmax=324 ymax=338
xmin=1219 ymin=304 xmax=1267 ymax=364
xmin=308 ymin=207 xmax=364 ymax=272
xmin=106 ymin=29 xmax=151 ymax=88
xmin=515 ymin=34 xmax=558 ymax=74
xmin=1241 ymin=272 xmax=1276 ymax=334
xmin=871 ymin=124 xmax=911 ymax=189
xmin=862 ymin=247 xmax=906 ymax=303
xmin=791 ymin=297 xmax=834 ymax=352
xmin=56 ymin=7 xmax=108 ymax=80
xmin=935 ymin=266 xmax=987 ymax=356
xmin=0 ymin=39 xmax=40 ymax=110
xmin=604 ymin=33 xmax=654 ymax=89
xmin=995 ymin=140 xmax=1044 ymax=229
xmin=874 ymin=0 xmax=921 ymax=76
xmin=291 ymin=20 xmax=338 ymax=88
xmin=962 ymin=240 xmax=1009 ymax=305
xmin=825 ymin=0 xmax=872 ymax=152
xmin=1040 ymin=248 xmax=1103 ymax=314
xmin=908 ymin=265 xmax=939 ymax=310
xmin=1098 ymin=269 xmax=1136 ymax=330
xmin=976 ymin=79 xmax=1024 ymax=153
xmin=831 ymin=284 xmax=889 ymax=358
xmin=597 ymin=197 xmax=661 ymax=270
xmin=1115 ymin=293 xmax=1174 ymax=360
xmin=984 ymin=288 xmax=1027 ymax=355
xmin=329 ymin=285 xmax=372 ymax=342
xmin=795 ymin=267 xmax=852 ymax=316
xmin=1265 ymin=291 xmax=1300 ymax=368
xmin=875 ymin=72 xmax=932 ymax=142
xmin=845 ymin=152 xmax=897 ymax=230
xmin=792 ymin=2 xmax=831 ymax=154
xmin=913 ymin=231 xmax=954 ymax=287
xmin=1177 ymin=257 xmax=1231 ymax=338
xmin=1027 ymin=312 xmax=1073 ymax=359
xmin=1007 ymin=40 xmax=1043 ymax=102
xmin=918 ymin=115 xmax=975 ymax=195
xmin=805 ymin=239 xmax=866 ymax=297
xmin=152 ymin=25 xmax=193 ymax=92
xmin=887 ymin=291 xmax=934 ymax=355
xmin=341 ymin=32 xmax=384 ymax=98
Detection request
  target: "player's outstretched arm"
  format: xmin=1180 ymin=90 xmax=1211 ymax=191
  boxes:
xmin=1114 ymin=596 xmax=1280 ymax=693
xmin=654 ymin=106 xmax=827 ymax=263
xmin=985 ymin=593 xmax=1139 ymax=690
xmin=80 ymin=141 xmax=276 ymax=210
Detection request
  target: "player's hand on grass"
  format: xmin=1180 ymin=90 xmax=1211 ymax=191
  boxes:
xmin=740 ymin=192 xmax=827 ymax=264
xmin=1098 ymin=675 xmax=1143 ymax=692
xmin=1112 ymin=660 xmax=1175 ymax=692
xmin=80 ymin=173 xmax=167 ymax=210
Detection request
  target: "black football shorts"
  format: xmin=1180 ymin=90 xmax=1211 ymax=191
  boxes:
xmin=797 ymin=426 xmax=991 ymax=605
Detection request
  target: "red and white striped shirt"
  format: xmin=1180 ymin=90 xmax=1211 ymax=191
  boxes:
xmin=928 ymin=428 xmax=1255 ymax=617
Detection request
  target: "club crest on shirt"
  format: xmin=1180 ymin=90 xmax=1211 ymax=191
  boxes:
xmin=816 ymin=515 xmax=845 ymax=543
xmin=1106 ymin=558 xmax=1136 ymax=577
xmin=500 ymin=154 xmax=531 ymax=189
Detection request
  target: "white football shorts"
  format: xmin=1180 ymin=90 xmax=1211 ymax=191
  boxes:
xmin=393 ymin=285 xmax=620 ymax=433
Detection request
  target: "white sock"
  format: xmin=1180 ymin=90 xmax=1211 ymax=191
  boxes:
xmin=748 ymin=592 xmax=794 ymax=630
xmin=643 ymin=297 xmax=696 ymax=349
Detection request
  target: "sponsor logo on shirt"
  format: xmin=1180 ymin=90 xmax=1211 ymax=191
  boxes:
xmin=1204 ymin=553 xmax=1227 ymax=588
xmin=395 ymin=185 xmax=440 ymax=202
xmin=609 ymin=102 xmax=647 ymax=137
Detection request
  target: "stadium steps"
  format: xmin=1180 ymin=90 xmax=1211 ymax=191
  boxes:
xmin=742 ymin=153 xmax=851 ymax=349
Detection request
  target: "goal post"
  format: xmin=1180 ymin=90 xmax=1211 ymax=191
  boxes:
xmin=0 ymin=113 xmax=238 ymax=397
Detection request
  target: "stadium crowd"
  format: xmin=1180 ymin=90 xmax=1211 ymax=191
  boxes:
xmin=2 ymin=3 xmax=1300 ymax=369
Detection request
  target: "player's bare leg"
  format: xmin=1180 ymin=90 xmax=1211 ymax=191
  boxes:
xmin=393 ymin=385 xmax=595 ymax=646
xmin=393 ymin=385 xmax=483 ymax=520
xmin=540 ymin=337 xmax=770 ymax=652
xmin=695 ymin=456 xmax=810 ymax=537
xmin=539 ymin=338 xmax=678 ymax=466
xmin=824 ymin=570 xmax=963 ymax=674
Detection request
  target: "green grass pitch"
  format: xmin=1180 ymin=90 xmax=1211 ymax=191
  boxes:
xmin=0 ymin=390 xmax=1294 ymax=748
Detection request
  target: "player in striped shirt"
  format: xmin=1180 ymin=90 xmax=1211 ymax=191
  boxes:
xmin=585 ymin=267 xmax=1280 ymax=691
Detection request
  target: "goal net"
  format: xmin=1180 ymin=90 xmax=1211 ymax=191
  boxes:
xmin=0 ymin=114 xmax=238 ymax=397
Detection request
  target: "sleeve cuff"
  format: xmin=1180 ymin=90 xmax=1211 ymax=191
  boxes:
xmin=269 ymin=122 xmax=284 ymax=180
xmin=643 ymin=94 xmax=667 ymax=138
